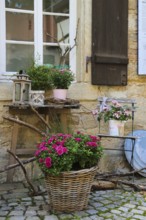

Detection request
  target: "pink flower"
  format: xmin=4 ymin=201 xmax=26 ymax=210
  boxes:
xmin=47 ymin=137 xmax=55 ymax=144
xmin=41 ymin=147 xmax=48 ymax=152
xmin=92 ymin=109 xmax=98 ymax=115
xmin=112 ymin=100 xmax=121 ymax=107
xmin=86 ymin=142 xmax=97 ymax=147
xmin=75 ymin=138 xmax=81 ymax=142
xmin=35 ymin=150 xmax=40 ymax=157
xmin=62 ymin=147 xmax=68 ymax=153
xmin=52 ymin=144 xmax=57 ymax=149
xmin=56 ymin=141 xmax=64 ymax=145
xmin=55 ymin=145 xmax=67 ymax=155
xmin=38 ymin=142 xmax=46 ymax=149
xmin=45 ymin=157 xmax=52 ymax=168
xmin=39 ymin=158 xmax=44 ymax=163
xmin=90 ymin=135 xmax=99 ymax=142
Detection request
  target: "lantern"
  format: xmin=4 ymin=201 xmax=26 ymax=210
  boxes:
xmin=12 ymin=70 xmax=31 ymax=104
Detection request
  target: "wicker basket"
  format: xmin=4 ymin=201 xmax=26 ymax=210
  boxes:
xmin=45 ymin=166 xmax=98 ymax=212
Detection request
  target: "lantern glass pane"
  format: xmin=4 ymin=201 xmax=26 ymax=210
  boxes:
xmin=15 ymin=83 xmax=21 ymax=101
xmin=23 ymin=84 xmax=30 ymax=101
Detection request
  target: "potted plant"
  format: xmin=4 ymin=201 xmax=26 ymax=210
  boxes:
xmin=26 ymin=64 xmax=53 ymax=105
xmin=34 ymin=131 xmax=103 ymax=212
xmin=95 ymin=100 xmax=132 ymax=135
xmin=50 ymin=67 xmax=74 ymax=100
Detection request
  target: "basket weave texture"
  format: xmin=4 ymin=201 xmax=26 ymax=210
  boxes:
xmin=45 ymin=166 xmax=98 ymax=212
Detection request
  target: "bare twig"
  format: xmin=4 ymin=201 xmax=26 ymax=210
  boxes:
xmin=96 ymin=167 xmax=146 ymax=179
xmin=99 ymin=178 xmax=146 ymax=191
xmin=3 ymin=116 xmax=46 ymax=137
xmin=0 ymin=157 xmax=36 ymax=173
xmin=46 ymin=32 xmax=62 ymax=56
xmin=30 ymin=105 xmax=51 ymax=130
xmin=7 ymin=150 xmax=38 ymax=195
xmin=61 ymin=18 xmax=80 ymax=62
xmin=46 ymin=18 xmax=80 ymax=65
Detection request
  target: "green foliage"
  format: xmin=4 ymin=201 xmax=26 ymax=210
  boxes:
xmin=26 ymin=64 xmax=53 ymax=91
xmin=50 ymin=67 xmax=74 ymax=89
xmin=35 ymin=132 xmax=103 ymax=176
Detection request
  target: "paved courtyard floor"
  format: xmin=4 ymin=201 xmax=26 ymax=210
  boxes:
xmin=0 ymin=178 xmax=146 ymax=220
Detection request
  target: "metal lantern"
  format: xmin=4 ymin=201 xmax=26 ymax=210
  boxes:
xmin=12 ymin=70 xmax=31 ymax=104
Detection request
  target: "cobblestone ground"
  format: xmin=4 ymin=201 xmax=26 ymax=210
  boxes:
xmin=0 ymin=179 xmax=146 ymax=220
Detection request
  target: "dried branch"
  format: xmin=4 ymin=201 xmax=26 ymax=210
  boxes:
xmin=96 ymin=167 xmax=146 ymax=179
xmin=7 ymin=150 xmax=38 ymax=195
xmin=60 ymin=18 xmax=80 ymax=65
xmin=30 ymin=105 xmax=51 ymax=130
xmin=99 ymin=178 xmax=146 ymax=191
xmin=3 ymin=116 xmax=46 ymax=137
xmin=46 ymin=18 xmax=80 ymax=65
xmin=0 ymin=157 xmax=36 ymax=173
xmin=46 ymin=32 xmax=62 ymax=56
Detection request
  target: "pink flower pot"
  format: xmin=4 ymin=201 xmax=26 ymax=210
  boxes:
xmin=53 ymin=89 xmax=67 ymax=100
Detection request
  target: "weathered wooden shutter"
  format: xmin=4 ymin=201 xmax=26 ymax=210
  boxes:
xmin=91 ymin=0 xmax=128 ymax=86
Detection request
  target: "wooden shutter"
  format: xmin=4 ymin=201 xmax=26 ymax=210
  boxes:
xmin=91 ymin=0 xmax=128 ymax=86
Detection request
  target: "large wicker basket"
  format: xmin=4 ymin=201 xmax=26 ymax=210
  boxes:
xmin=45 ymin=166 xmax=98 ymax=212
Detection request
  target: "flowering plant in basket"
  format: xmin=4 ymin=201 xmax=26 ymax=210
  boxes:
xmin=35 ymin=132 xmax=103 ymax=176
xmin=94 ymin=100 xmax=132 ymax=122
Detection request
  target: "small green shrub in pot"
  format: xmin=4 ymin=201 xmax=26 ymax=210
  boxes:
xmin=27 ymin=64 xmax=53 ymax=91
xmin=50 ymin=67 xmax=74 ymax=89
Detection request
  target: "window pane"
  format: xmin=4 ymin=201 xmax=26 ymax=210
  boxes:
xmin=5 ymin=0 xmax=34 ymax=10
xmin=6 ymin=12 xmax=34 ymax=41
xmin=43 ymin=0 xmax=69 ymax=13
xmin=6 ymin=44 xmax=34 ymax=71
xmin=43 ymin=15 xmax=69 ymax=43
xmin=43 ymin=46 xmax=69 ymax=66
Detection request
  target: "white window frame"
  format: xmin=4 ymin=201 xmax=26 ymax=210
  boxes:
xmin=0 ymin=0 xmax=76 ymax=75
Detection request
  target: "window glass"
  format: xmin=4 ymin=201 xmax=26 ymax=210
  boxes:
xmin=43 ymin=15 xmax=69 ymax=43
xmin=43 ymin=46 xmax=69 ymax=66
xmin=5 ymin=0 xmax=34 ymax=10
xmin=6 ymin=12 xmax=34 ymax=41
xmin=43 ymin=0 xmax=69 ymax=13
xmin=6 ymin=44 xmax=34 ymax=71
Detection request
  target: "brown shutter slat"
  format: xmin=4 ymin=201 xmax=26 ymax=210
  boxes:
xmin=91 ymin=0 xmax=128 ymax=86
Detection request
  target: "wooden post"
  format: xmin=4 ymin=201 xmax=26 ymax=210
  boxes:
xmin=7 ymin=123 xmax=19 ymax=182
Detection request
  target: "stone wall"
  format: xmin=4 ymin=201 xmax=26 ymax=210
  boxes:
xmin=0 ymin=0 xmax=144 ymax=183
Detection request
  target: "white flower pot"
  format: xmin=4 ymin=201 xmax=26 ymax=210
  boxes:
xmin=109 ymin=120 xmax=126 ymax=136
xmin=53 ymin=89 xmax=67 ymax=100
xmin=29 ymin=90 xmax=45 ymax=105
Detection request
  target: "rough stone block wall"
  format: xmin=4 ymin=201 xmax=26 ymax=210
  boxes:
xmin=0 ymin=0 xmax=144 ymax=182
